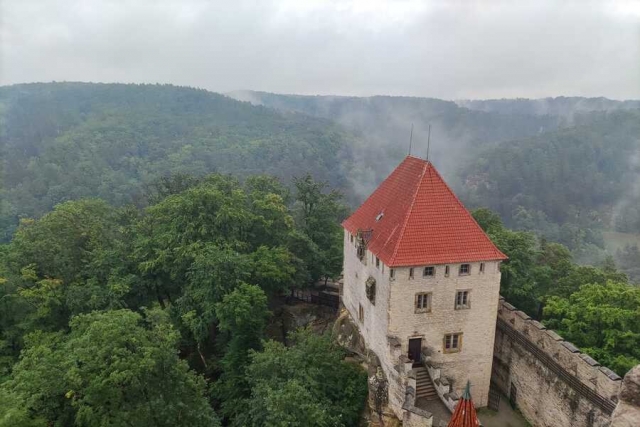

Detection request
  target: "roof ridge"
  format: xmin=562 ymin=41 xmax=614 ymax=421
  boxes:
xmin=389 ymin=159 xmax=428 ymax=265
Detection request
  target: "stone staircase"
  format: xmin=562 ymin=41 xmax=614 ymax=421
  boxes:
xmin=415 ymin=366 xmax=438 ymax=400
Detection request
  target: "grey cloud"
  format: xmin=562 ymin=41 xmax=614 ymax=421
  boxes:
xmin=1 ymin=0 xmax=639 ymax=99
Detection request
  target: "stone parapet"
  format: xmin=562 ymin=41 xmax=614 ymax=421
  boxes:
xmin=493 ymin=297 xmax=622 ymax=427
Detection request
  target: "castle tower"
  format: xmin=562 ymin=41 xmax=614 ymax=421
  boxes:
xmin=341 ymin=156 xmax=507 ymax=418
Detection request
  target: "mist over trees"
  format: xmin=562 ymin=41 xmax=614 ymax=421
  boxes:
xmin=1 ymin=82 xmax=640 ymax=424
xmin=236 ymin=90 xmax=640 ymax=278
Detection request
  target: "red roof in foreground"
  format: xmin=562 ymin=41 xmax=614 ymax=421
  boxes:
xmin=447 ymin=382 xmax=480 ymax=427
xmin=342 ymin=156 xmax=507 ymax=267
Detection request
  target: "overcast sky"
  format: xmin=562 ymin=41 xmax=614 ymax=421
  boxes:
xmin=1 ymin=0 xmax=639 ymax=99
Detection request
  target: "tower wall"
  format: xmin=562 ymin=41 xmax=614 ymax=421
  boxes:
xmin=387 ymin=261 xmax=502 ymax=407
xmin=342 ymin=230 xmax=409 ymax=415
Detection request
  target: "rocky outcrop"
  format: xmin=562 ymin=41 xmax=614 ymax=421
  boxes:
xmin=334 ymin=309 xmax=403 ymax=426
xmin=611 ymin=365 xmax=640 ymax=427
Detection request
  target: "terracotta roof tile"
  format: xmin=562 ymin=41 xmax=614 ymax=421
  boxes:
xmin=342 ymin=156 xmax=507 ymax=267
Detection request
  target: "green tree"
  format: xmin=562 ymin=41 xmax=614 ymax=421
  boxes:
xmin=544 ymin=281 xmax=640 ymax=376
xmin=214 ymin=284 xmax=270 ymax=421
xmin=6 ymin=200 xmax=127 ymax=332
xmin=236 ymin=329 xmax=367 ymax=427
xmin=293 ymin=174 xmax=348 ymax=283
xmin=3 ymin=309 xmax=219 ymax=427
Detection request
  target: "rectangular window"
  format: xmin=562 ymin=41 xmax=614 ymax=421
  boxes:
xmin=390 ymin=269 xmax=395 ymax=279
xmin=423 ymin=266 xmax=435 ymax=277
xmin=376 ymin=256 xmax=380 ymax=268
xmin=359 ymin=304 xmax=364 ymax=322
xmin=455 ymin=290 xmax=470 ymax=309
xmin=445 ymin=265 xmax=450 ymax=277
xmin=459 ymin=264 xmax=470 ymax=275
xmin=415 ymin=292 xmax=432 ymax=313
xmin=350 ymin=234 xmax=354 ymax=243
xmin=444 ymin=333 xmax=462 ymax=353
xmin=409 ymin=267 xmax=414 ymax=279
xmin=480 ymin=262 xmax=485 ymax=273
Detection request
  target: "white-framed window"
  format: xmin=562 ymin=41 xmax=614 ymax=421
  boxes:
xmin=459 ymin=264 xmax=470 ymax=275
xmin=455 ymin=290 xmax=470 ymax=310
xmin=444 ymin=265 xmax=450 ymax=277
xmin=480 ymin=262 xmax=485 ymax=274
xmin=423 ymin=266 xmax=435 ymax=277
xmin=415 ymin=292 xmax=432 ymax=313
xmin=444 ymin=333 xmax=462 ymax=353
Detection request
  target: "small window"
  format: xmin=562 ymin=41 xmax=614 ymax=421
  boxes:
xmin=444 ymin=266 xmax=450 ymax=277
xmin=459 ymin=264 xmax=470 ymax=275
xmin=365 ymin=277 xmax=376 ymax=305
xmin=455 ymin=290 xmax=470 ymax=309
xmin=480 ymin=262 xmax=485 ymax=274
xmin=375 ymin=257 xmax=380 ymax=269
xmin=350 ymin=234 xmax=354 ymax=243
xmin=444 ymin=333 xmax=462 ymax=353
xmin=390 ymin=269 xmax=395 ymax=279
xmin=359 ymin=304 xmax=364 ymax=322
xmin=423 ymin=266 xmax=434 ymax=277
xmin=409 ymin=268 xmax=414 ymax=279
xmin=415 ymin=292 xmax=432 ymax=313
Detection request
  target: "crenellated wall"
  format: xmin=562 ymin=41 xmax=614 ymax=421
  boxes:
xmin=492 ymin=297 xmax=622 ymax=427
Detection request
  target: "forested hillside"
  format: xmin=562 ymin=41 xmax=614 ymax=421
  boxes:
xmin=230 ymin=91 xmax=565 ymax=197
xmin=234 ymin=91 xmax=640 ymax=278
xmin=457 ymin=97 xmax=640 ymax=117
xmin=460 ymin=110 xmax=640 ymax=262
xmin=0 ymin=83 xmax=354 ymax=240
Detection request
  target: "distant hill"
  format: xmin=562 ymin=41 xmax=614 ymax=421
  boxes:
xmin=457 ymin=97 xmax=640 ymax=117
xmin=229 ymin=91 xmax=640 ymax=269
xmin=3 ymin=84 xmax=640 ymax=272
xmin=0 ymin=83 xmax=356 ymax=239
xmin=229 ymin=90 xmax=565 ymax=196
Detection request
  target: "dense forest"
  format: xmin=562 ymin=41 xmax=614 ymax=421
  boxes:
xmin=235 ymin=91 xmax=640 ymax=279
xmin=1 ymin=83 xmax=640 ymax=424
xmin=0 ymin=83 xmax=354 ymax=240
xmin=0 ymin=172 xmax=367 ymax=426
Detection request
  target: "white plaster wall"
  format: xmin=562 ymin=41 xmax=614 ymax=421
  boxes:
xmin=343 ymin=230 xmax=407 ymax=415
xmin=388 ymin=261 xmax=502 ymax=407
xmin=342 ymin=230 xmax=391 ymax=364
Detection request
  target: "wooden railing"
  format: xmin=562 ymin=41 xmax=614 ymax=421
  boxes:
xmin=291 ymin=289 xmax=340 ymax=309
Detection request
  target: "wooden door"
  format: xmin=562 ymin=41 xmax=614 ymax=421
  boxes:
xmin=408 ymin=338 xmax=422 ymax=364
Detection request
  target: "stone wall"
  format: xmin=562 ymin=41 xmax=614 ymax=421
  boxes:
xmin=493 ymin=298 xmax=622 ymax=427
xmin=387 ymin=260 xmax=502 ymax=407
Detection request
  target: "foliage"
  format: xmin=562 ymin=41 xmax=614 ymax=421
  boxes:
xmin=473 ymin=208 xmax=629 ymax=316
xmin=0 ymin=82 xmax=353 ymax=240
xmin=214 ymin=284 xmax=270 ymax=421
xmin=235 ymin=329 xmax=368 ymax=427
xmin=544 ymin=281 xmax=640 ymax=376
xmin=2 ymin=309 xmax=219 ymax=427
xmin=461 ymin=110 xmax=640 ymax=257
xmin=293 ymin=174 xmax=348 ymax=283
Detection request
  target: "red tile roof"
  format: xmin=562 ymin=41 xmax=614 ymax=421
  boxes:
xmin=447 ymin=382 xmax=480 ymax=427
xmin=342 ymin=156 xmax=507 ymax=267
